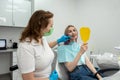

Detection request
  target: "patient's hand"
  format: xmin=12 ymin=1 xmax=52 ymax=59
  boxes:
xmin=98 ymin=77 xmax=102 ymax=80
xmin=97 ymin=74 xmax=102 ymax=80
xmin=79 ymin=43 xmax=88 ymax=54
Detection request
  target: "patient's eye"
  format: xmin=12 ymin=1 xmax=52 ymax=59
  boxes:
xmin=68 ymin=30 xmax=72 ymax=33
xmin=73 ymin=29 xmax=76 ymax=32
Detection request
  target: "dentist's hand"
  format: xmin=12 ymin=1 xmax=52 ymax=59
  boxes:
xmin=49 ymin=70 xmax=58 ymax=80
xmin=57 ymin=35 xmax=71 ymax=44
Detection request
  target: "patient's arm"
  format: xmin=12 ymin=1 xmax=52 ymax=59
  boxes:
xmin=65 ymin=43 xmax=88 ymax=72
xmin=85 ymin=56 xmax=102 ymax=80
xmin=65 ymin=51 xmax=83 ymax=72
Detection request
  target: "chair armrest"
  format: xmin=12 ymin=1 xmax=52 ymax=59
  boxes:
xmin=9 ymin=65 xmax=18 ymax=71
xmin=97 ymin=68 xmax=119 ymax=77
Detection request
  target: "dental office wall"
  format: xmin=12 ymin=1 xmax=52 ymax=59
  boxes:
xmin=35 ymin=0 xmax=120 ymax=54
xmin=0 ymin=0 xmax=120 ymax=74
xmin=76 ymin=0 xmax=120 ymax=54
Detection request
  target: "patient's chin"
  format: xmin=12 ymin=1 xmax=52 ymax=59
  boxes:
xmin=71 ymin=37 xmax=77 ymax=41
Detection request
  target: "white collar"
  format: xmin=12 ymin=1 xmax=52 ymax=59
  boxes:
xmin=25 ymin=37 xmax=45 ymax=46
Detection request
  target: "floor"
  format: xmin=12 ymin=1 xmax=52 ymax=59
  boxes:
xmin=0 ymin=73 xmax=11 ymax=80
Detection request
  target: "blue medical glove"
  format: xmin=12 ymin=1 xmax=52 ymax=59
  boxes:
xmin=57 ymin=35 xmax=71 ymax=44
xmin=49 ymin=70 xmax=58 ymax=80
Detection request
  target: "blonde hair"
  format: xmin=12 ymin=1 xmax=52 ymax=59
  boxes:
xmin=64 ymin=25 xmax=78 ymax=45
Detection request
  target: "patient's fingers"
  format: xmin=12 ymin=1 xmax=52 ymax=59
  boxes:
xmin=80 ymin=43 xmax=88 ymax=53
xmin=82 ymin=43 xmax=88 ymax=45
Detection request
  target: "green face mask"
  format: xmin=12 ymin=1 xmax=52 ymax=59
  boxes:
xmin=44 ymin=27 xmax=54 ymax=36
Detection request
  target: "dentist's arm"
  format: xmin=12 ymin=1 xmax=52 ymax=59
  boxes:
xmin=48 ymin=41 xmax=57 ymax=48
xmin=22 ymin=70 xmax=58 ymax=80
xmin=49 ymin=35 xmax=70 ymax=48
xmin=22 ymin=72 xmax=49 ymax=80
xmin=65 ymin=43 xmax=88 ymax=72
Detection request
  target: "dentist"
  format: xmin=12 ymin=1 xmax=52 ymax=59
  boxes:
xmin=17 ymin=10 xmax=70 ymax=80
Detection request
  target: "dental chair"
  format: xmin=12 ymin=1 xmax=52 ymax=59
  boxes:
xmin=9 ymin=64 xmax=119 ymax=80
xmin=10 ymin=50 xmax=120 ymax=80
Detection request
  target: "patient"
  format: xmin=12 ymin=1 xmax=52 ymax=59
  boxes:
xmin=57 ymin=25 xmax=102 ymax=80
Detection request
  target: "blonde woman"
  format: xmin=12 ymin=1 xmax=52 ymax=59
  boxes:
xmin=57 ymin=25 xmax=102 ymax=80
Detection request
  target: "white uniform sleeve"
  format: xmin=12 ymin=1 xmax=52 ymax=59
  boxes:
xmin=17 ymin=43 xmax=35 ymax=74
